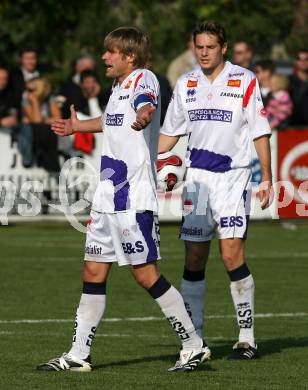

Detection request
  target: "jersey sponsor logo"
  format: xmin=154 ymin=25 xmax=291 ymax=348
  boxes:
xmin=220 ymin=92 xmax=243 ymax=98
xmin=180 ymin=226 xmax=203 ymax=236
xmin=220 ymin=216 xmax=244 ymax=228
xmin=85 ymin=245 xmax=103 ymax=255
xmin=119 ymin=94 xmax=129 ymax=100
xmin=228 ymin=72 xmax=244 ymax=77
xmin=167 ymin=316 xmax=190 ymax=340
xmin=188 ymin=108 xmax=233 ymax=123
xmin=237 ymin=302 xmax=253 ymax=328
xmin=124 ymin=80 xmax=132 ymax=89
xmin=106 ymin=113 xmax=124 ymax=126
xmin=227 ymin=79 xmax=241 ymax=87
xmin=138 ymin=84 xmax=156 ymax=93
xmin=122 ymin=240 xmax=145 ymax=254
xmin=187 ymin=79 xmax=198 ymax=88
xmin=86 ymin=326 xmax=97 ymax=347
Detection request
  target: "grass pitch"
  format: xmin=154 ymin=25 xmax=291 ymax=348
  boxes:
xmin=1 ymin=221 xmax=308 ymax=389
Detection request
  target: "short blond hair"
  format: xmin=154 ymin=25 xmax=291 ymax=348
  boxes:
xmin=26 ymin=78 xmax=51 ymax=101
xmin=271 ymin=74 xmax=289 ymax=91
xmin=104 ymin=27 xmax=150 ymax=68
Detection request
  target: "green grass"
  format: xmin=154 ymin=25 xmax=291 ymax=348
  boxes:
xmin=1 ymin=221 xmax=308 ymax=389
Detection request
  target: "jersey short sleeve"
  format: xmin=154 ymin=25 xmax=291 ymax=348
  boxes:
xmin=160 ymin=79 xmax=188 ymax=137
xmin=131 ymin=70 xmax=159 ymax=111
xmin=243 ymin=74 xmax=271 ymax=140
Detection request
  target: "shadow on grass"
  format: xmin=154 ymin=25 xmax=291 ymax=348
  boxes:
xmin=94 ymin=353 xmax=216 ymax=372
xmin=211 ymin=336 xmax=308 ymax=359
xmin=94 ymin=337 xmax=308 ymax=370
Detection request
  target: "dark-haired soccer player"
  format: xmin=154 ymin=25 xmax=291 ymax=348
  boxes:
xmin=159 ymin=20 xmax=272 ymax=359
xmin=37 ymin=27 xmax=209 ymax=373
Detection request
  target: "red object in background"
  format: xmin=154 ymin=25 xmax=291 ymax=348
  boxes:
xmin=277 ymin=129 xmax=308 ymax=218
xmin=74 ymin=132 xmax=94 ymax=154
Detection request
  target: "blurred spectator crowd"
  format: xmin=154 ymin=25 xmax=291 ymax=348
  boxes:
xmin=0 ymin=42 xmax=307 ymax=174
xmin=0 ymin=47 xmax=111 ymax=174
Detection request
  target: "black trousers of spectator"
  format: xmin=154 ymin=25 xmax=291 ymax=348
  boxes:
xmin=32 ymin=123 xmax=60 ymax=173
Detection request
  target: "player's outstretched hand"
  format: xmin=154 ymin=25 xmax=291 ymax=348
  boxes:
xmin=131 ymin=104 xmax=155 ymax=131
xmin=257 ymin=180 xmax=273 ymax=210
xmin=51 ymin=104 xmax=79 ymax=136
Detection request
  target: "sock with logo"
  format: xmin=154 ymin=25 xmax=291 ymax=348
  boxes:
xmin=180 ymin=267 xmax=205 ymax=338
xmin=147 ymin=275 xmax=203 ymax=350
xmin=68 ymin=281 xmax=106 ymax=360
xmin=228 ymin=263 xmax=255 ymax=347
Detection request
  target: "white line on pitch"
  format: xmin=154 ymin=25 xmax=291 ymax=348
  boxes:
xmin=0 ymin=312 xmax=307 ymax=325
xmin=0 ymin=331 xmax=228 ymax=340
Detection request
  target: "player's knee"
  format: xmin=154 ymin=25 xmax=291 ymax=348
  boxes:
xmin=185 ymin=256 xmax=205 ymax=271
xmin=83 ymin=262 xmax=108 ymax=283
xmin=133 ymin=273 xmax=156 ymax=289
xmin=185 ymin=241 xmax=209 ymax=271
xmin=131 ymin=265 xmax=160 ymax=289
xmin=185 ymin=249 xmax=207 ymax=271
xmin=221 ymin=252 xmax=243 ymax=271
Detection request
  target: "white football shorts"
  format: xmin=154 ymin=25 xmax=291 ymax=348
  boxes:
xmin=84 ymin=210 xmax=161 ymax=266
xmin=180 ymin=167 xmax=251 ymax=241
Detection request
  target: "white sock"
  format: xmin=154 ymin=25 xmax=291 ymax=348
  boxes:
xmin=230 ymin=274 xmax=255 ymax=347
xmin=180 ymin=279 xmax=205 ymax=338
xmin=155 ymin=285 xmax=203 ymax=350
xmin=68 ymin=293 xmax=106 ymax=360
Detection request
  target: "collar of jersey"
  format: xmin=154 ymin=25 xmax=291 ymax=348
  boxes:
xmin=112 ymin=69 xmax=141 ymax=91
xmin=198 ymin=61 xmax=233 ymax=86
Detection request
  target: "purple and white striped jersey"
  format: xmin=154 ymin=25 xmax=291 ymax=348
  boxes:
xmin=161 ymin=61 xmax=271 ymax=172
xmin=92 ymin=69 xmax=161 ymax=213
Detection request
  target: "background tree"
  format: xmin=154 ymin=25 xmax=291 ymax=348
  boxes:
xmin=0 ymin=0 xmax=304 ymax=88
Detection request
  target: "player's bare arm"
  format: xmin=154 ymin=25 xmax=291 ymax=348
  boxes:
xmin=51 ymin=104 xmax=103 ymax=136
xmin=131 ymin=103 xmax=156 ymax=131
xmin=158 ymin=134 xmax=180 ymax=154
xmin=254 ymin=134 xmax=273 ymax=209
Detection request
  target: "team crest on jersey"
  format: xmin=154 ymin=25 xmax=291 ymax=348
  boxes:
xmin=187 ymin=79 xmax=198 ymax=88
xmin=227 ymin=79 xmax=241 ymax=87
xmin=123 ymin=229 xmax=130 ymax=237
xmin=124 ymin=80 xmax=132 ymax=89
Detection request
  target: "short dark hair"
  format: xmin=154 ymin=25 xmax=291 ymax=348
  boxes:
xmin=254 ymin=59 xmax=275 ymax=73
xmin=297 ymin=48 xmax=308 ymax=54
xmin=80 ymin=70 xmax=98 ymax=83
xmin=193 ymin=20 xmax=227 ymax=47
xmin=18 ymin=44 xmax=37 ymax=57
xmin=104 ymin=27 xmax=150 ymax=68
xmin=233 ymin=40 xmax=252 ymax=51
